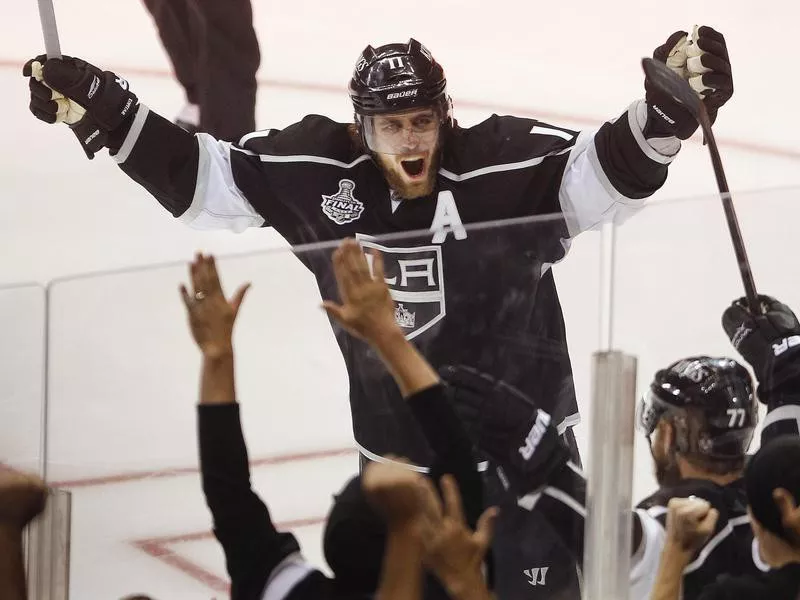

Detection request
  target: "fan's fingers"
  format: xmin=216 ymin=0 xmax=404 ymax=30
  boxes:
xmin=179 ymin=284 xmax=193 ymax=310
xmin=190 ymin=253 xmax=204 ymax=292
xmin=341 ymin=239 xmax=370 ymax=282
xmin=370 ymin=249 xmax=386 ymax=282
xmin=206 ymin=255 xmax=224 ymax=295
xmin=473 ymin=506 xmax=500 ymax=550
xmin=331 ymin=245 xmax=355 ymax=303
xmin=230 ymin=283 xmax=251 ymax=316
xmin=321 ymin=301 xmax=345 ymax=323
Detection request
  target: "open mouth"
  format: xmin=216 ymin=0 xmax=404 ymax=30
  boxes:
xmin=400 ymin=158 xmax=425 ymax=177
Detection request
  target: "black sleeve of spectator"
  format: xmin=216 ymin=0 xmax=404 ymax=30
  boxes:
xmin=406 ymin=384 xmax=483 ymax=528
xmin=198 ymin=403 xmax=300 ymax=600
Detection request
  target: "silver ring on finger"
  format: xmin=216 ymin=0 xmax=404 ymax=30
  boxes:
xmin=194 ymin=291 xmax=207 ymax=301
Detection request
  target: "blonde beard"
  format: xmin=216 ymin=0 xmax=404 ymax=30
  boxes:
xmin=375 ymin=151 xmax=440 ymax=200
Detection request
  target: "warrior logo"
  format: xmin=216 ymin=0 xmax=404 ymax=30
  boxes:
xmin=524 ymin=567 xmax=549 ymax=587
xmin=357 ymin=235 xmax=445 ymax=340
xmin=321 ymin=179 xmax=364 ymax=225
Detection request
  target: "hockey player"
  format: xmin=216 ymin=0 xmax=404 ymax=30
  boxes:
xmin=24 ymin=27 xmax=733 ymax=597
xmin=653 ymin=436 xmax=800 ymax=599
xmin=443 ymin=295 xmax=800 ymax=599
xmin=648 ymin=296 xmax=800 ymax=600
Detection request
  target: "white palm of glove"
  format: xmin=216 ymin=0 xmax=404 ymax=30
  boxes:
xmin=663 ymin=25 xmax=713 ymax=99
xmin=29 ymin=61 xmax=86 ymax=125
xmin=685 ymin=25 xmax=713 ymax=98
xmin=664 ymin=33 xmax=690 ymax=79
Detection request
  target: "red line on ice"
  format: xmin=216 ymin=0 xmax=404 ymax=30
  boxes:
xmin=131 ymin=516 xmax=326 ymax=594
xmin=51 ymin=447 xmax=356 ymax=488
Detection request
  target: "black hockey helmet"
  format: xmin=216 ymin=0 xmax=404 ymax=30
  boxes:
xmin=349 ymin=38 xmax=452 ymax=123
xmin=636 ymin=356 xmax=757 ymax=459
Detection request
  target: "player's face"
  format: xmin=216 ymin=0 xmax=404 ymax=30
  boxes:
xmin=369 ymin=108 xmax=441 ymax=199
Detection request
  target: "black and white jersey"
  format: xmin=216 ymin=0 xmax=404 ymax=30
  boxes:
xmin=631 ymin=478 xmax=767 ymax=600
xmin=116 ymin=100 xmax=678 ymax=466
xmin=516 ymin=463 xmax=768 ymax=600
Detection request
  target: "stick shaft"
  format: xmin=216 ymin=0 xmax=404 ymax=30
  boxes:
xmin=37 ymin=0 xmax=62 ymax=58
xmin=699 ymin=111 xmax=760 ymax=312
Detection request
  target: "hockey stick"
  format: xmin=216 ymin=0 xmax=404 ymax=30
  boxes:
xmin=642 ymin=57 xmax=761 ymax=314
xmin=37 ymin=0 xmax=62 ymax=58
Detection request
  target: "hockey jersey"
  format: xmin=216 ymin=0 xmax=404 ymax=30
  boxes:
xmin=114 ymin=100 xmax=678 ymax=466
xmin=631 ymin=478 xmax=766 ymax=599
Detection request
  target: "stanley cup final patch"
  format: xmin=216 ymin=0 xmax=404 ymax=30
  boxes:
xmin=321 ymin=179 xmax=365 ymax=225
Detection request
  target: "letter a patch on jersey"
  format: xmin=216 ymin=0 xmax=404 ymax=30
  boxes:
xmin=321 ymin=179 xmax=364 ymax=225
xmin=357 ymin=235 xmax=445 ymax=340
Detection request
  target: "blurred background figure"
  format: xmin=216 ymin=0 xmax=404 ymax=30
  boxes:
xmin=141 ymin=0 xmax=260 ymax=140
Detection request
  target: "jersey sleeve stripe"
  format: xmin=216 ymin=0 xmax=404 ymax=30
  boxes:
xmin=179 ymin=134 xmax=265 ymax=231
xmin=557 ymin=130 xmax=647 ymax=237
xmin=557 ymin=412 xmax=581 ymax=435
xmin=260 ymin=553 xmax=317 ymax=600
xmin=542 ymin=486 xmax=587 ymax=517
xmin=356 ymin=442 xmax=491 ymax=473
xmin=626 ymin=100 xmax=680 ymax=165
xmin=239 ymin=128 xmax=279 ymax=145
xmin=752 ymin=538 xmax=770 ymax=572
xmin=683 ymin=514 xmax=751 ymax=574
xmin=761 ymin=403 xmax=800 ymax=435
xmin=629 ymin=508 xmax=666 ymax=598
xmin=529 ymin=125 xmax=576 ymax=141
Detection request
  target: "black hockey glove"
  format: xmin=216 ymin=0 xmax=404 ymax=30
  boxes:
xmin=722 ymin=295 xmax=800 ymax=403
xmin=644 ymin=26 xmax=733 ymax=140
xmin=439 ymin=365 xmax=571 ymax=496
xmin=23 ymin=55 xmax=138 ymax=159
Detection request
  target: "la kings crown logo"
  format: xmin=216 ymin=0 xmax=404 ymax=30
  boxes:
xmin=357 ymin=235 xmax=445 ymax=340
xmin=322 ymin=179 xmax=364 ymax=225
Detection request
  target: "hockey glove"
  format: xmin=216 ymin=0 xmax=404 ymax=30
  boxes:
xmin=23 ymin=55 xmax=138 ymax=159
xmin=439 ymin=365 xmax=571 ymax=496
xmin=722 ymin=295 xmax=800 ymax=403
xmin=644 ymin=26 xmax=733 ymax=140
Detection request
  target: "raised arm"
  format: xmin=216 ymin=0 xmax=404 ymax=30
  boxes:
xmin=722 ymin=295 xmax=800 ymax=444
xmin=23 ymin=56 xmax=266 ymax=232
xmin=649 ymin=497 xmax=719 ymax=600
xmin=180 ymin=254 xmax=311 ymax=600
xmin=556 ymin=26 xmax=732 ymax=237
